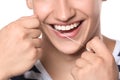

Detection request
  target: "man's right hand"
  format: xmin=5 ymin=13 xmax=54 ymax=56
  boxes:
xmin=0 ymin=15 xmax=42 ymax=80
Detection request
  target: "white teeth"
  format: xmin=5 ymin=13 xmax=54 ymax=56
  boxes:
xmin=54 ymin=23 xmax=79 ymax=31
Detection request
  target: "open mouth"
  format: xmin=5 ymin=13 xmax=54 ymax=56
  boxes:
xmin=51 ymin=20 xmax=84 ymax=33
xmin=49 ymin=20 xmax=85 ymax=38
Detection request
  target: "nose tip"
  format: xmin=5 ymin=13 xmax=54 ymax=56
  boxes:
xmin=61 ymin=10 xmax=75 ymax=22
xmin=54 ymin=3 xmax=75 ymax=22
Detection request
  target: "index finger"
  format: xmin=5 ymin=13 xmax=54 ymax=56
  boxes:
xmin=18 ymin=15 xmax=40 ymax=29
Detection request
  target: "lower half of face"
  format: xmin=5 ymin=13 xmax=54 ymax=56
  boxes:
xmin=41 ymin=17 xmax=101 ymax=54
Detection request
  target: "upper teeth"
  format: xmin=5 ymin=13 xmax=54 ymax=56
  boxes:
xmin=54 ymin=23 xmax=79 ymax=31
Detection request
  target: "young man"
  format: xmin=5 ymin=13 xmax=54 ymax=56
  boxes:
xmin=0 ymin=0 xmax=119 ymax=80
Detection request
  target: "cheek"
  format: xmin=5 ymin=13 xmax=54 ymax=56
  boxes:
xmin=78 ymin=1 xmax=101 ymax=30
xmin=72 ymin=1 xmax=101 ymax=17
xmin=33 ymin=4 xmax=53 ymax=21
xmin=78 ymin=1 xmax=101 ymax=41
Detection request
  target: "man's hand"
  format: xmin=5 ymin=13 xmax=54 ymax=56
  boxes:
xmin=0 ymin=15 xmax=42 ymax=79
xmin=72 ymin=37 xmax=119 ymax=80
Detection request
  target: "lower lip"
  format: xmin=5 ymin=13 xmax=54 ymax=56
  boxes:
xmin=53 ymin=23 xmax=82 ymax=38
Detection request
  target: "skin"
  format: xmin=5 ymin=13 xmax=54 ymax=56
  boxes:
xmin=28 ymin=0 xmax=102 ymax=54
xmin=0 ymin=16 xmax=42 ymax=79
xmin=0 ymin=0 xmax=118 ymax=80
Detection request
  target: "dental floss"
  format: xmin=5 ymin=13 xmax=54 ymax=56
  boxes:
xmin=86 ymin=47 xmax=91 ymax=52
xmin=62 ymin=34 xmax=80 ymax=45
xmin=51 ymin=28 xmax=80 ymax=45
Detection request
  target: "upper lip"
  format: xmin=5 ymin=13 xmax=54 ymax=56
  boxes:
xmin=48 ymin=19 xmax=85 ymax=26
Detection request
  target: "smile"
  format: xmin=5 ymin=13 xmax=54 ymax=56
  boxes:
xmin=54 ymin=22 xmax=79 ymax=31
xmin=52 ymin=20 xmax=84 ymax=31
xmin=49 ymin=20 xmax=85 ymax=38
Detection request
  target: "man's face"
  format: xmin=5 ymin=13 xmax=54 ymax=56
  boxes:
xmin=26 ymin=0 xmax=103 ymax=54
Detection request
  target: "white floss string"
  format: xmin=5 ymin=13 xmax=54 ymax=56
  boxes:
xmin=51 ymin=29 xmax=80 ymax=45
xmin=62 ymin=34 xmax=80 ymax=45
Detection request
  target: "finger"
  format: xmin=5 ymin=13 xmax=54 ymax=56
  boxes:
xmin=81 ymin=51 xmax=101 ymax=64
xmin=27 ymin=29 xmax=41 ymax=38
xmin=75 ymin=57 xmax=91 ymax=68
xmin=33 ymin=38 xmax=42 ymax=48
xmin=18 ymin=15 xmax=40 ymax=29
xmin=86 ymin=36 xmax=111 ymax=59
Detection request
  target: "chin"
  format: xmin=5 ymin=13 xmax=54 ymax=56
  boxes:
xmin=54 ymin=43 xmax=82 ymax=54
xmin=61 ymin=47 xmax=81 ymax=55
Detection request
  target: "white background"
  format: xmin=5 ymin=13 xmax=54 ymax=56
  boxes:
xmin=0 ymin=0 xmax=120 ymax=40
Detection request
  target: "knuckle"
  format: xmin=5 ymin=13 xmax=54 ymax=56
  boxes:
xmin=16 ymin=29 xmax=27 ymax=40
xmin=81 ymin=51 xmax=88 ymax=58
xmin=19 ymin=30 xmax=27 ymax=39
xmin=94 ymin=57 xmax=104 ymax=66
xmin=24 ymin=41 xmax=34 ymax=49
